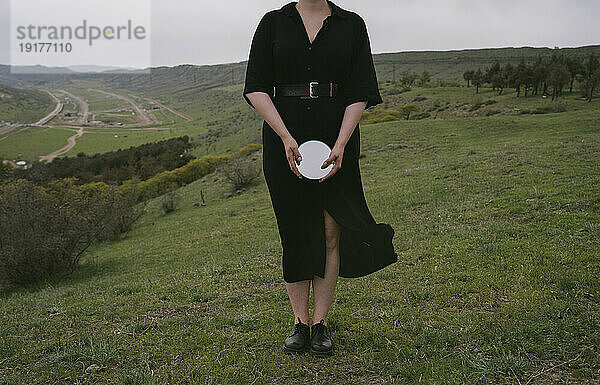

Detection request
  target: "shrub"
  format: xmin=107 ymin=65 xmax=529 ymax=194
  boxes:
xmin=361 ymin=109 xmax=403 ymax=125
xmin=385 ymin=87 xmax=411 ymax=95
xmin=80 ymin=180 xmax=146 ymax=242
xmin=0 ymin=161 xmax=12 ymax=181
xmin=0 ymin=178 xmax=138 ymax=286
xmin=161 ymin=184 xmax=180 ymax=214
xmin=413 ymin=112 xmax=431 ymax=120
xmin=399 ymin=103 xmax=420 ymax=120
xmin=217 ymin=153 xmax=262 ymax=192
xmin=517 ymin=102 xmax=567 ymax=115
xmin=469 ymin=99 xmax=497 ymax=111
xmin=116 ymin=144 xmax=261 ymax=203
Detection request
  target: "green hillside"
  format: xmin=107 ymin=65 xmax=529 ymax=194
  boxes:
xmin=374 ymin=45 xmax=600 ymax=81
xmin=0 ymin=84 xmax=55 ymax=123
xmin=1 ymin=95 xmax=599 ymax=382
xmin=2 ymin=45 xmax=599 ymax=93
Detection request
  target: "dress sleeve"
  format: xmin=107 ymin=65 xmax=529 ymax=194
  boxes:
xmin=342 ymin=16 xmax=383 ymax=110
xmin=243 ymin=13 xmax=274 ymax=109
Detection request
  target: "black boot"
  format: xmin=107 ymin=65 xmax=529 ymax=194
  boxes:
xmin=283 ymin=317 xmax=310 ymax=354
xmin=310 ymin=319 xmax=333 ymax=357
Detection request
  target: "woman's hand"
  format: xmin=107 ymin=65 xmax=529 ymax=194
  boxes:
xmin=282 ymin=135 xmax=303 ymax=179
xmin=319 ymin=144 xmax=344 ymax=183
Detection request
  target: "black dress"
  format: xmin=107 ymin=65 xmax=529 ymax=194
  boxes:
xmin=243 ymin=0 xmax=398 ymax=283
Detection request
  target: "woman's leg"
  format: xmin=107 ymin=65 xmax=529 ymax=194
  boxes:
xmin=312 ymin=208 xmax=340 ymax=326
xmin=285 ymin=280 xmax=311 ymax=324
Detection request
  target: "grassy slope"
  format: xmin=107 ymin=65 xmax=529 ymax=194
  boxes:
xmin=1 ymin=106 xmax=598 ymax=383
xmin=0 ymin=126 xmax=75 ymax=161
xmin=0 ymin=85 xmax=54 ymax=123
xmin=3 ymin=46 xmax=599 ymax=92
xmin=373 ymin=45 xmax=600 ymax=81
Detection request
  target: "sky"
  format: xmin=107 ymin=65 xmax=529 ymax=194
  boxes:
xmin=0 ymin=0 xmax=598 ymax=68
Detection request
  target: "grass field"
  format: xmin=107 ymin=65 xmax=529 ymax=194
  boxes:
xmin=1 ymin=97 xmax=598 ymax=383
xmin=0 ymin=126 xmax=76 ymax=161
xmin=5 ymin=81 xmax=596 ymax=167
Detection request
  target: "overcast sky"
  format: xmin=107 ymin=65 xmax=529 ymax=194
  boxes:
xmin=0 ymin=0 xmax=598 ymax=68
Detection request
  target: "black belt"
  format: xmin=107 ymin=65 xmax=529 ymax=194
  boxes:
xmin=272 ymin=82 xmax=339 ymax=99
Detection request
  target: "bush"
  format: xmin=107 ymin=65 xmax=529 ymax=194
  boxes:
xmin=0 ymin=178 xmax=142 ymax=286
xmin=519 ymin=103 xmax=567 ymax=115
xmin=161 ymin=184 xmax=180 ymax=214
xmin=469 ymin=99 xmax=497 ymax=111
xmin=80 ymin=180 xmax=146 ymax=242
xmin=116 ymin=144 xmax=261 ymax=203
xmin=361 ymin=109 xmax=403 ymax=125
xmin=384 ymin=86 xmax=411 ymax=95
xmin=217 ymin=153 xmax=262 ymax=192
xmin=0 ymin=161 xmax=12 ymax=181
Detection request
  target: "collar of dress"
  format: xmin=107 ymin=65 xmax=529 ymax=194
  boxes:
xmin=281 ymin=0 xmax=349 ymax=19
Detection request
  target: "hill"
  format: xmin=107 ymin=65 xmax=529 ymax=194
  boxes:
xmin=1 ymin=45 xmax=599 ymax=93
xmin=0 ymin=84 xmax=54 ymax=123
xmin=373 ymin=45 xmax=600 ymax=81
xmin=1 ymin=101 xmax=598 ymax=383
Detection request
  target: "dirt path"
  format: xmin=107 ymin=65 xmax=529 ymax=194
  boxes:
xmin=89 ymin=89 xmax=158 ymax=126
xmin=38 ymin=127 xmax=84 ymax=163
xmin=2 ymin=159 xmax=20 ymax=169
xmin=34 ymin=90 xmax=64 ymax=126
xmin=24 ymin=88 xmax=182 ymax=163
xmin=57 ymin=90 xmax=89 ymax=125
xmin=37 ymin=125 xmax=174 ymax=163
xmin=141 ymin=96 xmax=193 ymax=122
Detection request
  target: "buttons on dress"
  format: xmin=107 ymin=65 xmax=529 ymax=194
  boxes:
xmin=306 ymin=106 xmax=311 ymax=111
xmin=307 ymin=66 xmax=311 ymax=71
xmin=308 ymin=46 xmax=312 ymax=51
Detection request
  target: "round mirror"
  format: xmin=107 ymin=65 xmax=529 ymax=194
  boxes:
xmin=297 ymin=140 xmax=333 ymax=179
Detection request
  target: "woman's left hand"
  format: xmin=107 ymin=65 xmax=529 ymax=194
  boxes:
xmin=319 ymin=144 xmax=344 ymax=183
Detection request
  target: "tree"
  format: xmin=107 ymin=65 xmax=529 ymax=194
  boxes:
xmin=531 ymin=55 xmax=548 ymax=96
xmin=566 ymin=56 xmax=584 ymax=93
xmin=419 ymin=71 xmax=431 ymax=87
xmin=486 ymin=61 xmax=503 ymax=92
xmin=400 ymin=72 xmax=419 ymax=87
xmin=591 ymin=67 xmax=600 ymax=102
xmin=547 ymin=62 xmax=570 ymax=101
xmin=399 ymin=104 xmax=419 ymax=120
xmin=463 ymin=70 xmax=474 ymax=87
xmin=501 ymin=63 xmax=514 ymax=96
xmin=582 ymin=53 xmax=600 ymax=102
xmin=472 ymin=68 xmax=483 ymax=94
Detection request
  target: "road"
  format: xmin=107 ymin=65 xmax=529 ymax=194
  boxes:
xmin=141 ymin=96 xmax=193 ymax=122
xmin=90 ymin=89 xmax=158 ymax=126
xmin=34 ymin=90 xmax=64 ymax=126
xmin=1 ymin=89 xmax=62 ymax=139
xmin=38 ymin=127 xmax=85 ymax=163
xmin=58 ymin=89 xmax=89 ymax=125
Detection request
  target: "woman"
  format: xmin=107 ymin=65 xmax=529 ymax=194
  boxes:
xmin=243 ymin=0 xmax=398 ymax=357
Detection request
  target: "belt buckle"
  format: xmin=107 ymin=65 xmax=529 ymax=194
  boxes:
xmin=309 ymin=81 xmax=318 ymax=98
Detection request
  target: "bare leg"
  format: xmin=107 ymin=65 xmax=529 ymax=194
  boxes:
xmin=285 ymin=279 xmax=311 ymax=324
xmin=312 ymin=208 xmax=340 ymax=326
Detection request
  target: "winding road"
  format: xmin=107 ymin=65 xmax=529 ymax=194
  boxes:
xmin=89 ymin=89 xmax=158 ymax=126
xmin=141 ymin=96 xmax=193 ymax=122
xmin=57 ymin=89 xmax=89 ymax=125
xmin=8 ymin=88 xmax=193 ymax=163
xmin=34 ymin=90 xmax=64 ymax=126
xmin=38 ymin=127 xmax=84 ymax=163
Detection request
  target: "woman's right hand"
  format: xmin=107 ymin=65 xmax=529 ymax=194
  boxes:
xmin=282 ymin=135 xmax=303 ymax=179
